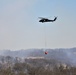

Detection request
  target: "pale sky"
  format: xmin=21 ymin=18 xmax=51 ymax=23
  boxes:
xmin=0 ymin=0 xmax=76 ymax=50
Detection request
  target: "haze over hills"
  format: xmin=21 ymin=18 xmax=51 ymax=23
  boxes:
xmin=0 ymin=47 xmax=76 ymax=65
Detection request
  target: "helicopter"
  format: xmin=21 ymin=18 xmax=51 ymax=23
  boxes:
xmin=39 ymin=16 xmax=57 ymax=23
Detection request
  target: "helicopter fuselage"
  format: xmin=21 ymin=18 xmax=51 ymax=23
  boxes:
xmin=39 ymin=17 xmax=57 ymax=23
xmin=39 ymin=19 xmax=54 ymax=23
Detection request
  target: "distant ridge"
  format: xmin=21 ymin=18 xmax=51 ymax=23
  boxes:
xmin=0 ymin=47 xmax=76 ymax=65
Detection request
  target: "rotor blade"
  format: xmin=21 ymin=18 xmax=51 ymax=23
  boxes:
xmin=38 ymin=16 xmax=52 ymax=19
xmin=38 ymin=17 xmax=47 ymax=19
xmin=38 ymin=17 xmax=45 ymax=19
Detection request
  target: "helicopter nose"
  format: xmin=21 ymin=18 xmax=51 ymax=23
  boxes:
xmin=39 ymin=20 xmax=41 ymax=22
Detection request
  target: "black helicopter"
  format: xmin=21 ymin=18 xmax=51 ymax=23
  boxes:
xmin=39 ymin=16 xmax=57 ymax=23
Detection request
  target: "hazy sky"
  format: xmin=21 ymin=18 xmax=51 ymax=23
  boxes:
xmin=0 ymin=0 xmax=76 ymax=50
